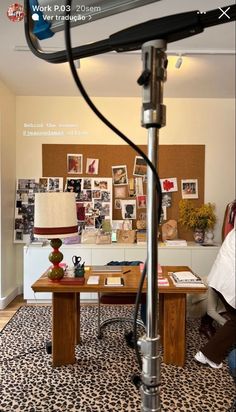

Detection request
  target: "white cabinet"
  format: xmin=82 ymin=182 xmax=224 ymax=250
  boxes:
xmin=159 ymin=249 xmax=192 ymax=266
xmin=92 ymin=246 xmax=124 ymax=264
xmin=24 ymin=243 xmax=220 ymax=303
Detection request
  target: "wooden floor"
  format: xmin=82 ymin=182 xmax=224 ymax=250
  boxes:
xmin=0 ymin=295 xmax=32 ymax=331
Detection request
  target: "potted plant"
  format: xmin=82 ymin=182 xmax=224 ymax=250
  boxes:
xmin=178 ymin=200 xmax=216 ymax=243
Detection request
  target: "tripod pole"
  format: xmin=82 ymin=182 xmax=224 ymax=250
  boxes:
xmin=138 ymin=39 xmax=167 ymax=412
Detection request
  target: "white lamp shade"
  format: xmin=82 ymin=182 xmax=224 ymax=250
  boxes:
xmin=34 ymin=192 xmax=78 ymax=239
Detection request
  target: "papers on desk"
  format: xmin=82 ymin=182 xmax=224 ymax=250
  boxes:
xmin=158 ymin=278 xmax=169 ymax=286
xmin=105 ymin=277 xmax=124 ymax=286
xmin=87 ymin=276 xmax=100 ymax=285
xmin=171 ymin=271 xmax=206 ymax=288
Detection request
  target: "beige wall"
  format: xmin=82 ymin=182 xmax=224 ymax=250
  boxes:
xmin=0 ymin=80 xmax=16 ymax=306
xmin=16 ymin=96 xmax=235 ymax=242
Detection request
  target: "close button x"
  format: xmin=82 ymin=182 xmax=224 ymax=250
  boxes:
xmin=218 ymin=7 xmax=231 ymax=19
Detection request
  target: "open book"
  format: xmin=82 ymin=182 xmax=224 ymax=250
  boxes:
xmin=105 ymin=277 xmax=124 ymax=286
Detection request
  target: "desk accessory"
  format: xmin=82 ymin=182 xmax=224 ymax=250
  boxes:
xmin=72 ymin=255 xmax=85 ymax=277
xmin=74 ymin=264 xmax=85 ymax=278
xmin=34 ymin=192 xmax=78 ymax=281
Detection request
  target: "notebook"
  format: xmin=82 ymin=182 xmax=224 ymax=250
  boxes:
xmin=105 ymin=277 xmax=124 ymax=286
xmin=92 ymin=265 xmax=122 ymax=273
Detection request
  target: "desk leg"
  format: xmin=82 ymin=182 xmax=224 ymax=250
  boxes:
xmin=52 ymin=292 xmax=76 ymax=367
xmin=75 ymin=293 xmax=80 ymax=345
xmin=162 ymin=293 xmax=186 ymax=367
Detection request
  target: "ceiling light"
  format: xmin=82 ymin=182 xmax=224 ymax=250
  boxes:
xmin=175 ymin=55 xmax=183 ymax=69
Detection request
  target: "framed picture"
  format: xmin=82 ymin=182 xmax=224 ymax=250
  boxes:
xmin=112 ymin=165 xmax=128 ymax=185
xmin=67 ymin=154 xmax=83 ymax=174
xmin=181 ymin=179 xmax=199 ymax=199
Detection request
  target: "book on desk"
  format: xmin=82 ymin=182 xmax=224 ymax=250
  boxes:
xmin=170 ymin=271 xmax=206 ymax=288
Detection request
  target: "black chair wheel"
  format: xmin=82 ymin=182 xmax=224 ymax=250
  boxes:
xmin=125 ymin=331 xmax=135 ymax=348
xmin=132 ymin=374 xmax=142 ymax=389
xmin=45 ymin=341 xmax=52 ymax=354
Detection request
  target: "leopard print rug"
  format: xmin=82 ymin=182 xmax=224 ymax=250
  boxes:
xmin=0 ymin=305 xmax=235 ymax=412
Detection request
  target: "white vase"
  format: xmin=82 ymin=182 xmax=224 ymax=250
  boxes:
xmin=204 ymin=230 xmax=214 ymax=245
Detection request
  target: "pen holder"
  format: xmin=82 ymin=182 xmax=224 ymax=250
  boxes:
xmin=74 ymin=265 xmax=85 ymax=278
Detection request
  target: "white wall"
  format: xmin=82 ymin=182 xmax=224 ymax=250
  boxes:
xmin=0 ymin=80 xmax=17 ymax=308
xmin=14 ymin=95 xmax=235 ymax=286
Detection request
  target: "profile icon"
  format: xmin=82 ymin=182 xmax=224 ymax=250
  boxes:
xmin=7 ymin=3 xmax=25 ymax=22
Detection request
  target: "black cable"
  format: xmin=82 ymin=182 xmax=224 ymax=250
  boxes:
xmin=64 ymin=2 xmax=161 ymax=190
xmin=133 ymin=262 xmax=147 ymax=369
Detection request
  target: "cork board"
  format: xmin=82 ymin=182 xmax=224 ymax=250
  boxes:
xmin=42 ymin=144 xmax=205 ymax=240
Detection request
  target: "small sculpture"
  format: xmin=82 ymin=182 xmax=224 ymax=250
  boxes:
xmin=161 ymin=220 xmax=178 ymax=241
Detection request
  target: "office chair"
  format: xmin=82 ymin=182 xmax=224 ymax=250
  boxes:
xmin=97 ymin=261 xmax=146 ymax=339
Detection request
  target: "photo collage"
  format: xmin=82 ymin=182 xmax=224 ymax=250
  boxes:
xmin=14 ymin=177 xmax=112 ymax=243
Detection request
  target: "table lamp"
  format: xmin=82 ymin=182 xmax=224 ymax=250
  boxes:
xmin=34 ymin=192 xmax=78 ymax=281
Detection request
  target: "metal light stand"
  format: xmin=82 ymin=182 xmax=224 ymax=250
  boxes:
xmin=138 ymin=39 xmax=167 ymax=412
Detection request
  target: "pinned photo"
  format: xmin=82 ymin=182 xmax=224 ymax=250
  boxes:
xmin=160 ymin=178 xmax=178 ymax=193
xmin=39 ymin=178 xmax=48 ymax=192
xmin=137 ymin=195 xmax=147 ymax=209
xmin=83 ymin=179 xmax=92 ymax=190
xmin=112 ymin=165 xmax=128 ymax=185
xmin=86 ymin=158 xmax=99 ymax=175
xmin=121 ymin=200 xmax=136 ymax=220
xmin=114 ymin=199 xmax=122 ymax=209
xmin=67 ymin=154 xmax=83 ymax=174
xmin=65 ymin=178 xmax=82 ymax=200
xmin=94 ymin=179 xmax=108 ymax=190
xmin=101 ymin=191 xmax=111 ymax=202
xmin=133 ymin=156 xmax=147 ymax=177
xmin=48 ymin=177 xmax=63 ymax=192
xmin=181 ymin=179 xmax=199 ymax=199
xmin=114 ymin=185 xmax=127 ymax=199
xmin=162 ymin=193 xmax=172 ymax=208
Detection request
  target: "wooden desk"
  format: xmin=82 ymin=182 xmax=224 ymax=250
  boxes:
xmin=31 ymin=266 xmax=206 ymax=367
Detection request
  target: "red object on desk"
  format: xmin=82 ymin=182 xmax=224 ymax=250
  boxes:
xmin=59 ymin=277 xmax=85 ymax=285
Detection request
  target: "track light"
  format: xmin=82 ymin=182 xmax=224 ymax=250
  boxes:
xmin=175 ymin=55 xmax=183 ymax=69
xmin=74 ymin=60 xmax=80 ymax=69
